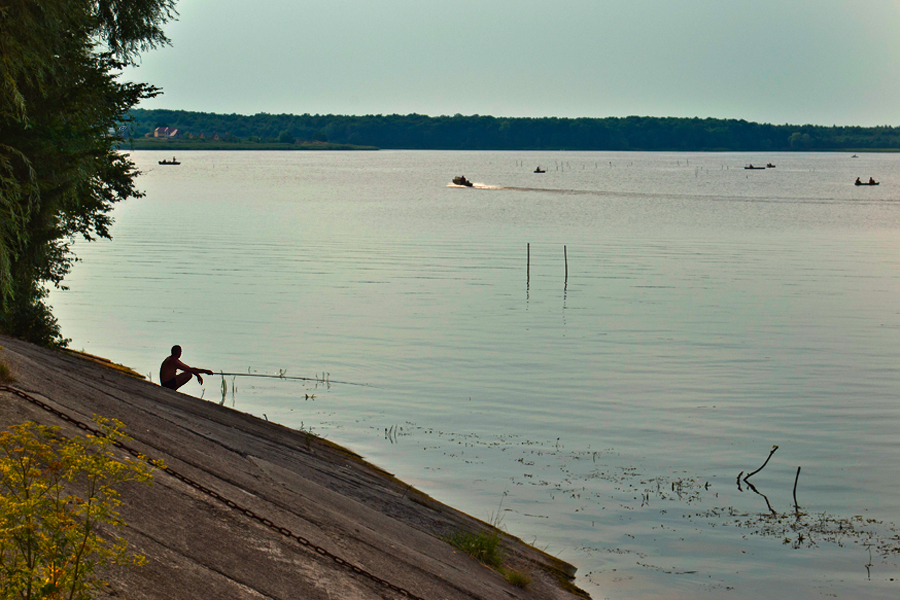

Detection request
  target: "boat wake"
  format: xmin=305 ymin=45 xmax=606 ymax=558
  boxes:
xmin=446 ymin=182 xmax=504 ymax=190
xmin=449 ymin=182 xmax=880 ymax=204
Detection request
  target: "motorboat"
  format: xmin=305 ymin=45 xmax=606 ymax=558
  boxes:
xmin=159 ymin=158 xmax=180 ymax=165
xmin=534 ymin=167 xmax=546 ymax=173
xmin=452 ymin=176 xmax=473 ymax=187
xmin=744 ymin=165 xmax=765 ymax=170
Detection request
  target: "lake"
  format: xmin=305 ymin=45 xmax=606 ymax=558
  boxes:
xmin=50 ymin=150 xmax=900 ymax=599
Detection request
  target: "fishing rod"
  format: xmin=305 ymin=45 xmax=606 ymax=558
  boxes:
xmin=215 ymin=371 xmax=371 ymax=387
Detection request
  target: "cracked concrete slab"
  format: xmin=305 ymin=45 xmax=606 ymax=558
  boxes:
xmin=0 ymin=334 xmax=589 ymax=600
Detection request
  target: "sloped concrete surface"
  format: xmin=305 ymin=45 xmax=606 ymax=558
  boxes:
xmin=0 ymin=335 xmax=589 ymax=600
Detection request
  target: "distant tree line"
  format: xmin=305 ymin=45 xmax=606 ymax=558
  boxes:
xmin=128 ymin=109 xmax=900 ymax=151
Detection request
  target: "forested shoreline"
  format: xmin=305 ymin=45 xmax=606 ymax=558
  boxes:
xmin=129 ymin=108 xmax=900 ymax=151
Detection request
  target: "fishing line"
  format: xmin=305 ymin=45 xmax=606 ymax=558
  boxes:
xmin=216 ymin=372 xmax=372 ymax=387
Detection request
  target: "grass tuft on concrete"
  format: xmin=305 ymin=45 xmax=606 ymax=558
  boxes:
xmin=503 ymin=568 xmax=532 ymax=588
xmin=444 ymin=528 xmax=503 ymax=568
xmin=0 ymin=360 xmax=15 ymax=383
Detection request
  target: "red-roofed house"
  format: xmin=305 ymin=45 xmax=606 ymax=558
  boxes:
xmin=153 ymin=127 xmax=180 ymax=139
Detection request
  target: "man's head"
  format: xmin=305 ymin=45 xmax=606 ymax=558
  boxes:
xmin=171 ymin=345 xmax=182 ymax=358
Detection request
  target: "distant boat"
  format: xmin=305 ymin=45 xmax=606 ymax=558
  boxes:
xmin=534 ymin=167 xmax=545 ymax=173
xmin=452 ymin=175 xmax=473 ymax=187
xmin=744 ymin=165 xmax=765 ymax=170
xmin=766 ymin=163 xmax=776 ymax=168
xmin=159 ymin=158 xmax=180 ymax=165
xmin=855 ymin=180 xmax=879 ymax=186
xmin=852 ymin=154 xmax=859 ymax=158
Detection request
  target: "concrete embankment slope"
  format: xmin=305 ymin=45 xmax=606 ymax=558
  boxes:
xmin=0 ymin=335 xmax=588 ymax=600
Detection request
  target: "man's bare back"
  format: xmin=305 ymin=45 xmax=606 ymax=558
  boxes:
xmin=160 ymin=345 xmax=213 ymax=390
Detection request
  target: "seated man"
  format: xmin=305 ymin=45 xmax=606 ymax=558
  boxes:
xmin=160 ymin=345 xmax=213 ymax=390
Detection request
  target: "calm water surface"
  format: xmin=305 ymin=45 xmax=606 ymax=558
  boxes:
xmin=51 ymin=151 xmax=900 ymax=599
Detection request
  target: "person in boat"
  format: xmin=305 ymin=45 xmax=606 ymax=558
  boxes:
xmin=869 ymin=177 xmax=876 ymax=184
xmin=856 ymin=177 xmax=862 ymax=185
xmin=160 ymin=345 xmax=213 ymax=390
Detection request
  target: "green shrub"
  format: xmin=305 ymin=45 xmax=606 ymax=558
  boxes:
xmin=503 ymin=568 xmax=532 ymax=588
xmin=444 ymin=528 xmax=503 ymax=568
xmin=0 ymin=361 xmax=14 ymax=383
xmin=0 ymin=419 xmax=154 ymax=599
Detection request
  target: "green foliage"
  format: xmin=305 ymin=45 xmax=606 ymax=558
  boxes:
xmin=503 ymin=568 xmax=532 ymax=588
xmin=444 ymin=522 xmax=532 ymax=588
xmin=124 ymin=138 xmax=372 ymax=151
xmin=443 ymin=527 xmax=503 ymax=568
xmin=0 ymin=0 xmax=176 ymax=346
xmin=128 ymin=108 xmax=900 ymax=151
xmin=0 ymin=419 xmax=155 ymax=599
xmin=0 ymin=361 xmax=14 ymax=384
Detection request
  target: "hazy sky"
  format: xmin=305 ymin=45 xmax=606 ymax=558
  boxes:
xmin=123 ymin=0 xmax=900 ymax=126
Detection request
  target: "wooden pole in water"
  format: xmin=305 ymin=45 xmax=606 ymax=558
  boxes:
xmin=743 ymin=445 xmax=778 ymax=481
xmin=527 ymin=243 xmax=530 ymax=280
xmin=564 ymin=245 xmax=568 ymax=280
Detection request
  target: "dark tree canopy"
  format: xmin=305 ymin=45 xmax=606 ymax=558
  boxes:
xmin=0 ymin=0 xmax=177 ymax=345
xmin=127 ymin=109 xmax=900 ymax=151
